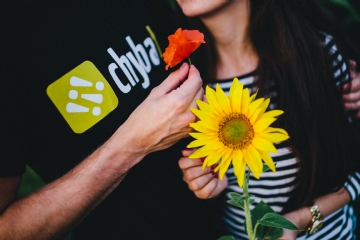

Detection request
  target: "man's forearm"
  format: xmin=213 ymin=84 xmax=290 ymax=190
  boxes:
xmin=0 ymin=127 xmax=145 ymax=240
xmin=0 ymin=63 xmax=202 ymax=239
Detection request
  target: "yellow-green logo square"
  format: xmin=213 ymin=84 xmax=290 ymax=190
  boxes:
xmin=47 ymin=61 xmax=118 ymax=133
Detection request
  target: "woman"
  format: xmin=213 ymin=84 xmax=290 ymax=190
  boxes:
xmin=176 ymin=0 xmax=360 ymax=239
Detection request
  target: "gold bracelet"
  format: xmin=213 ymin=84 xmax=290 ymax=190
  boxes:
xmin=306 ymin=204 xmax=324 ymax=235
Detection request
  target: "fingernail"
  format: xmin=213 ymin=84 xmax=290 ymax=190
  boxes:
xmin=212 ymin=172 xmax=218 ymax=179
xmin=211 ymin=164 xmax=218 ymax=169
xmin=180 ymin=62 xmax=187 ymax=69
xmin=199 ymin=157 xmax=206 ymax=163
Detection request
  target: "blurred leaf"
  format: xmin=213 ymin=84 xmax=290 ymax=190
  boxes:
xmin=218 ymin=236 xmax=236 ymax=240
xmin=17 ymin=165 xmax=45 ymax=198
xmin=17 ymin=166 xmax=71 ymax=240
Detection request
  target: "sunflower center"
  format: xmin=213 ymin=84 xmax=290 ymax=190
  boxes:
xmin=218 ymin=113 xmax=254 ymax=150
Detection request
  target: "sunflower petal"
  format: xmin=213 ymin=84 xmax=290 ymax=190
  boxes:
xmin=218 ymin=149 xmax=233 ymax=180
xmin=190 ymin=121 xmax=217 ymax=134
xmin=229 ymin=78 xmax=240 ymax=101
xmin=205 ymin=86 xmax=224 ymax=117
xmin=243 ymin=147 xmax=260 ymax=179
xmin=251 ymin=136 xmax=278 ymax=153
xmin=248 ymin=98 xmax=264 ymax=118
xmin=249 ymin=108 xmax=262 ymax=124
xmin=189 ymin=132 xmax=217 ymax=140
xmin=237 ymin=161 xmax=247 ymax=187
xmin=216 ymin=84 xmax=232 ymax=114
xmin=257 ymin=110 xmax=284 ymax=120
xmin=241 ymin=88 xmax=251 ymax=115
xmin=186 ymin=139 xmax=209 ymax=148
xmin=204 ymin=149 xmax=223 ymax=167
xmin=196 ymin=100 xmax=220 ymax=118
xmin=259 ymin=151 xmax=276 ymax=172
xmin=186 ymin=140 xmax=224 ymax=150
xmin=263 ymin=127 xmax=289 ymax=136
xmin=232 ymin=150 xmax=243 ymax=177
xmin=189 ymin=143 xmax=222 ymax=159
xmin=253 ymin=118 xmax=276 ymax=133
xmin=258 ymin=98 xmax=270 ymax=115
xmin=247 ymin=145 xmax=263 ymax=177
xmin=231 ymin=83 xmax=243 ymax=112
xmin=250 ymin=89 xmax=259 ymax=102
xmin=190 ymin=108 xmax=219 ymax=130
xmin=258 ymin=132 xmax=290 ymax=143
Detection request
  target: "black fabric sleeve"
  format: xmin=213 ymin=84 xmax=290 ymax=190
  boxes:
xmin=0 ymin=38 xmax=28 ymax=177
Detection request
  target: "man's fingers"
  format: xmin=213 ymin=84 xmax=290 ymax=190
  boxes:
xmin=172 ymin=65 xmax=202 ymax=104
xmin=189 ymin=87 xmax=204 ymax=110
xmin=155 ymin=63 xmax=189 ymax=95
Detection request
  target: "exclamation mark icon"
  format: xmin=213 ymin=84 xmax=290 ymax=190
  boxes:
xmin=47 ymin=60 xmax=118 ymax=133
xmin=66 ymin=76 xmax=104 ymax=116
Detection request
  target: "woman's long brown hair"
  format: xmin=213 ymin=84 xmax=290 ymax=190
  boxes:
xmin=176 ymin=0 xmax=360 ymax=213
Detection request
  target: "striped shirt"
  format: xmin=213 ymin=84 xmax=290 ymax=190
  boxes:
xmin=207 ymin=33 xmax=360 ymax=240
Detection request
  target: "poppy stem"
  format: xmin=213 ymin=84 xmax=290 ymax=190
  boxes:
xmin=188 ymin=57 xmax=192 ymax=66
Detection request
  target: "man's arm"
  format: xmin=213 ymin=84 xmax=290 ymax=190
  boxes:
xmin=0 ymin=63 xmax=203 ymax=240
xmin=0 ymin=176 xmax=22 ymax=214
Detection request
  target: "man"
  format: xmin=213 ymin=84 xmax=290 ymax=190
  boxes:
xmin=0 ymin=1 xmax=215 ymax=239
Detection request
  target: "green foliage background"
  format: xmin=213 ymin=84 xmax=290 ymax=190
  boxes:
xmin=318 ymin=0 xmax=360 ymax=67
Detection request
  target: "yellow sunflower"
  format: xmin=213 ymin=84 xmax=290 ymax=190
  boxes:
xmin=187 ymin=78 xmax=289 ymax=187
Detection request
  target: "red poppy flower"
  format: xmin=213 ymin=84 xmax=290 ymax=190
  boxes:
xmin=163 ymin=28 xmax=205 ymax=70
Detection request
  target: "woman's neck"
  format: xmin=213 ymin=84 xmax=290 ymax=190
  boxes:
xmin=200 ymin=0 xmax=258 ymax=79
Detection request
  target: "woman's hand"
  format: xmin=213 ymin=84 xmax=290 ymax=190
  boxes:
xmin=343 ymin=60 xmax=360 ymax=117
xmin=179 ymin=148 xmax=228 ymax=199
xmin=279 ymin=207 xmax=311 ymax=240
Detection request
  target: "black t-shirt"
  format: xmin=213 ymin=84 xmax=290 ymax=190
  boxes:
xmin=0 ymin=2 xmax=218 ymax=239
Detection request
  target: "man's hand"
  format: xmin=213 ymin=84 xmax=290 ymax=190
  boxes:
xmin=0 ymin=63 xmax=203 ymax=240
xmin=118 ymin=63 xmax=203 ymax=158
xmin=343 ymin=60 xmax=360 ymax=117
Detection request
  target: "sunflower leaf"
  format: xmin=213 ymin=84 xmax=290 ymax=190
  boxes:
xmin=227 ymin=194 xmax=255 ymax=209
xmin=263 ymin=163 xmax=277 ymax=172
xmin=257 ymin=213 xmax=300 ymax=230
xmin=263 ymin=164 xmax=271 ymax=172
xmin=229 ymin=192 xmax=244 ymax=200
xmin=244 ymin=201 xmax=283 ymax=240
xmin=227 ymin=200 xmax=245 ymax=209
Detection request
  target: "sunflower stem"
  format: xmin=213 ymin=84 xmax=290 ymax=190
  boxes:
xmin=243 ymin=171 xmax=254 ymax=240
xmin=188 ymin=57 xmax=192 ymax=66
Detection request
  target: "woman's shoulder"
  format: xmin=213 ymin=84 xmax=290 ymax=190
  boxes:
xmin=317 ymin=31 xmax=351 ymax=86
